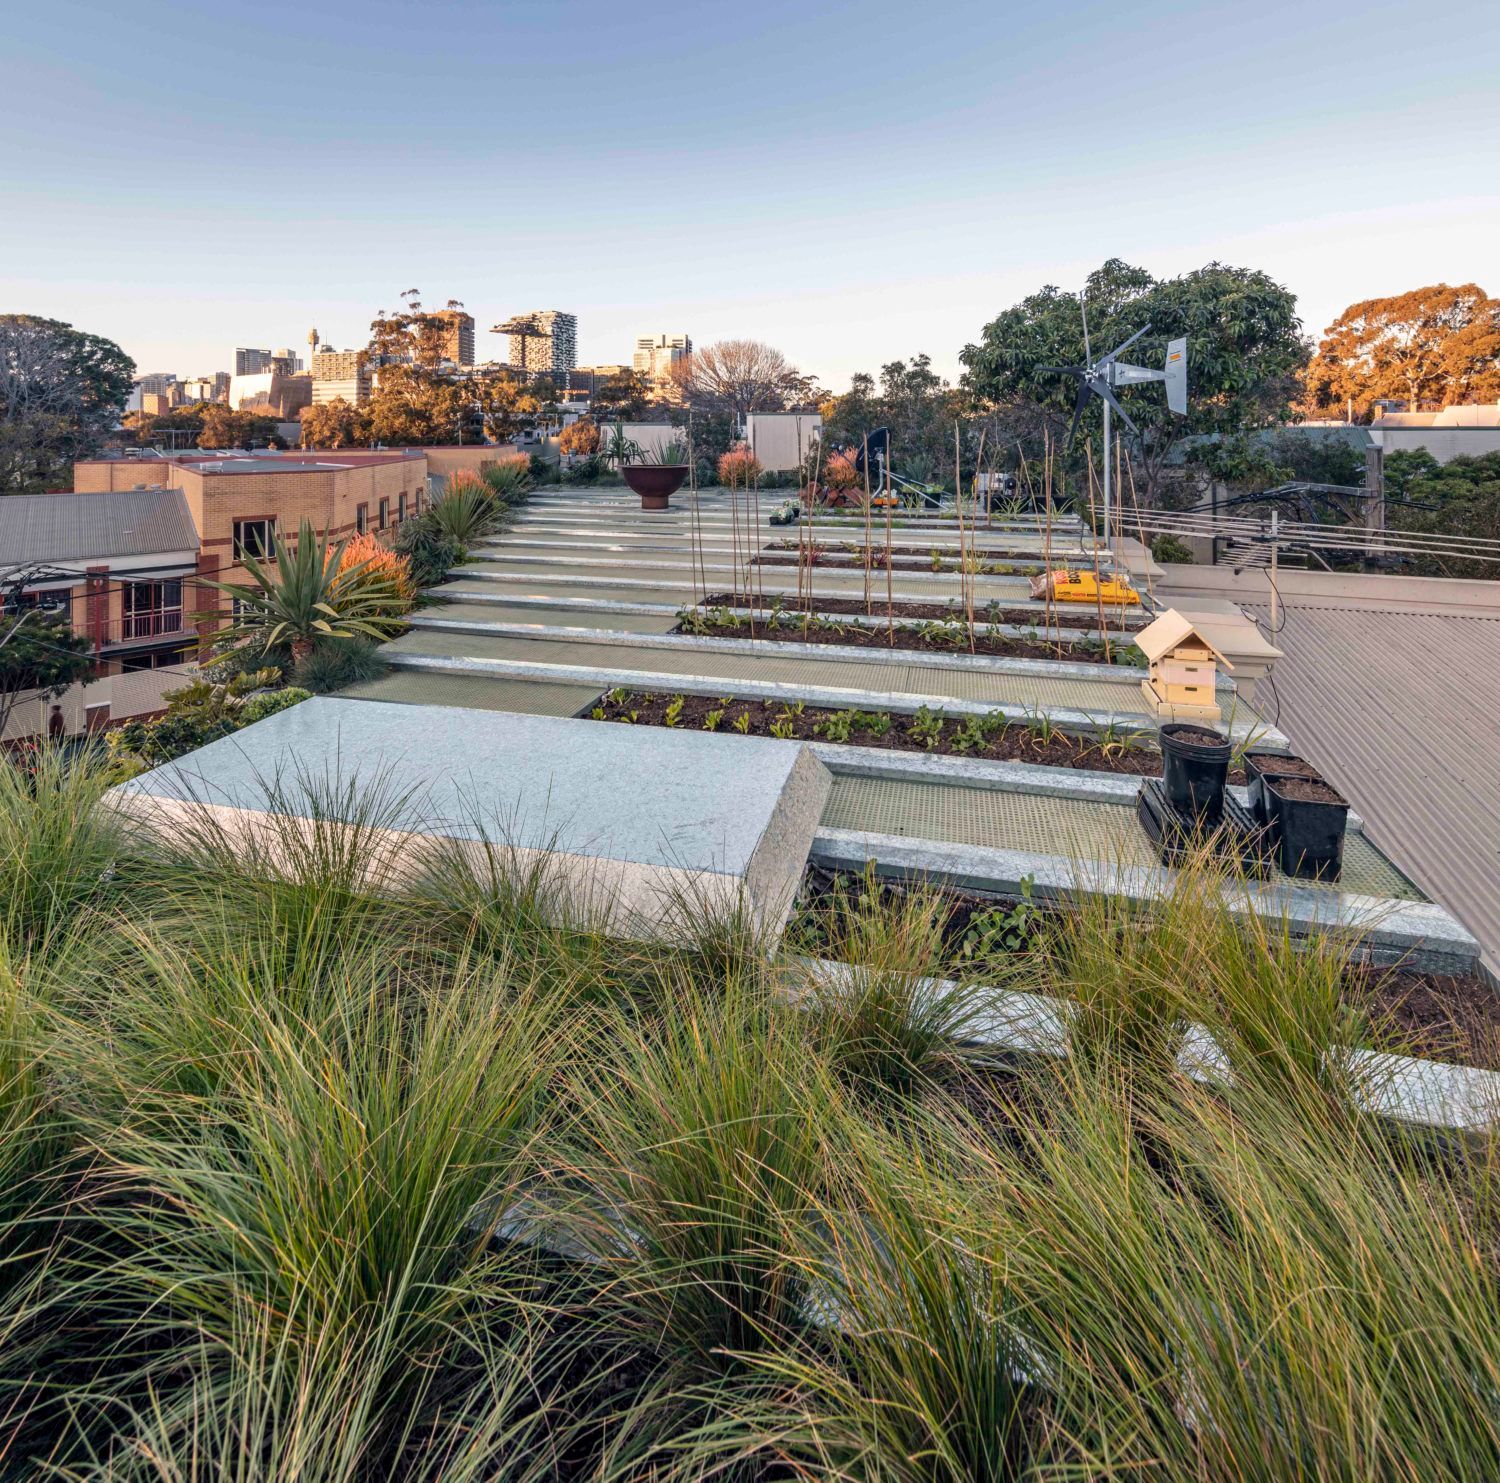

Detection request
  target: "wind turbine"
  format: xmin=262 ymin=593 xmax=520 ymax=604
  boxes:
xmin=1039 ymin=309 xmax=1187 ymax=549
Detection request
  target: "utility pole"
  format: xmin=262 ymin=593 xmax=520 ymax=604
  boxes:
xmin=1269 ymin=509 xmax=1280 ymax=629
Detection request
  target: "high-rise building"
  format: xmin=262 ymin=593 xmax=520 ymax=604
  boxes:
xmin=432 ymin=309 xmax=475 ymax=367
xmin=312 ymin=348 xmax=372 ymax=406
xmin=493 ymin=311 xmax=577 ymax=374
xmin=235 ymin=347 xmax=274 ymax=376
xmin=633 ymin=333 xmax=692 ymax=386
xmin=137 ymin=373 xmax=178 ymax=398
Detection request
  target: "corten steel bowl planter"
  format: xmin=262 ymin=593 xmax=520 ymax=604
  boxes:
xmin=623 ymin=465 xmax=689 ymax=510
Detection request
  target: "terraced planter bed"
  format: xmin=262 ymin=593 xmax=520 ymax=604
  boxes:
xmin=793 ymin=865 xmax=1500 ymax=1072
xmin=674 ymin=610 xmax=1142 ymax=666
xmin=588 ymin=688 xmax=1191 ymax=774
xmin=765 ymin=539 xmax=1062 ymax=562
xmin=755 ymin=551 xmax=1034 ymax=575
xmin=703 ymin=590 xmax=1148 ymax=631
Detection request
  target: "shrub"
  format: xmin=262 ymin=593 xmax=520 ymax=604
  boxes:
xmin=426 ymin=482 xmax=505 ymax=547
xmin=718 ymin=443 xmax=762 ymax=488
xmin=292 ymin=636 xmax=390 ymax=694
xmin=823 ymin=448 xmax=860 ymax=491
xmin=337 ymin=531 xmax=417 ymax=608
xmin=480 ymin=459 xmax=532 ymax=501
xmin=559 ymin=418 xmax=599 ymax=457
xmin=392 ymin=520 xmax=465 ymax=589
xmin=563 ymin=453 xmax=605 ymax=485
xmin=1151 ymin=533 xmax=1194 ymax=564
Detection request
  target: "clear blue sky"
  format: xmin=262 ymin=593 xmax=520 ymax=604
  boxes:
xmin=3 ymin=0 xmax=1496 ymax=388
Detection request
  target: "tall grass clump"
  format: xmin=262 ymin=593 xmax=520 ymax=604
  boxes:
xmin=789 ymin=871 xmax=987 ymax=1097
xmin=0 ymin=742 xmax=125 ymax=956
xmin=1003 ymin=1065 xmax=1500 ymax=1478
xmin=732 ymin=1113 xmax=1036 ymax=1482
xmin=563 ymin=983 xmax=834 ymax=1373
xmin=61 ymin=944 xmax=570 ymax=1477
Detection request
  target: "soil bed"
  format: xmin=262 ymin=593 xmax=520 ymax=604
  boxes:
xmin=1271 ymin=777 xmax=1347 ymax=804
xmin=673 ymin=615 xmax=1135 ymax=666
xmin=755 ymin=552 xmax=1032 ymax=575
xmin=796 ymin=867 xmax=1500 ymax=1071
xmin=589 ymin=688 xmax=1206 ymax=776
xmin=702 ymin=591 xmax=1146 ymax=632
xmin=767 ymin=539 xmax=1056 ymax=561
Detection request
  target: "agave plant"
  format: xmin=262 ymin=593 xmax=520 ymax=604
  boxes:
xmin=602 ymin=422 xmax=644 ymax=469
xmin=427 ymin=481 xmax=505 ymax=546
xmin=202 ymin=518 xmax=408 ymax=662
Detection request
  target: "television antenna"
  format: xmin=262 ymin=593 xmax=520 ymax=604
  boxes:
xmin=1038 ymin=309 xmax=1187 ymax=549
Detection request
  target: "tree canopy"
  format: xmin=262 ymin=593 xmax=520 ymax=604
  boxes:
xmin=1 ymin=314 xmax=135 ymax=491
xmin=820 ymin=354 xmax=966 ymax=485
xmin=1383 ymin=449 xmax=1500 ymax=580
xmin=1302 ymin=284 xmax=1500 ymax=420
xmin=128 ymin=402 xmax=284 ymax=451
xmin=670 ymin=340 xmax=816 ymax=424
xmin=960 ymin=259 xmax=1308 ymax=499
xmin=0 ymin=611 xmax=95 ymax=734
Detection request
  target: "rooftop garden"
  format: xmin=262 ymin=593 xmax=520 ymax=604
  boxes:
xmin=2 ymin=745 xmax=1498 ymax=1477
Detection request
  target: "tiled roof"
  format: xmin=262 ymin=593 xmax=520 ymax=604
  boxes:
xmin=0 ymin=489 xmax=198 ymax=569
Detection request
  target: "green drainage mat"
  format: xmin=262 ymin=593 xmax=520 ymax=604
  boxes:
xmin=443 ymin=579 xmax=697 ymax=603
xmin=381 ymin=627 xmax=1164 ymax=715
xmin=339 ymin=670 xmax=599 ymax=717
xmin=821 ymin=775 xmax=1423 ymax=901
xmin=416 ymin=602 xmax=679 ymax=634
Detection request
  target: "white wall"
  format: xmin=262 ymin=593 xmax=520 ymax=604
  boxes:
xmin=1375 ymin=427 xmax=1500 ymax=464
xmin=2 ymin=665 xmax=196 ymax=742
xmin=745 ymin=413 xmax=822 ymax=472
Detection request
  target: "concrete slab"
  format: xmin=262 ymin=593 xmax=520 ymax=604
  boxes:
xmin=107 ymin=697 xmax=832 ymax=941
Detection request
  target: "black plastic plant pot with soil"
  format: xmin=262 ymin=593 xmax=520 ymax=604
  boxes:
xmin=1159 ymin=723 xmax=1232 ymax=822
xmin=1243 ymin=751 xmax=1320 ymax=829
xmin=1267 ymin=775 xmax=1349 ymax=882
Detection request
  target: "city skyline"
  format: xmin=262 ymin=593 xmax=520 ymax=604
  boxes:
xmin=4 ymin=0 xmax=1498 ymax=390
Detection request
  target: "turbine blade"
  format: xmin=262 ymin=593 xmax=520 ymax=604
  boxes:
xmin=1066 ymin=378 xmax=1092 ymax=449
xmin=1096 ymin=380 xmax=1139 ymax=437
xmin=1103 ymin=324 xmax=1149 ymax=363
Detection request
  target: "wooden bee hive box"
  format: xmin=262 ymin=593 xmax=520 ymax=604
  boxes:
xmin=1134 ymin=610 xmax=1233 ymax=722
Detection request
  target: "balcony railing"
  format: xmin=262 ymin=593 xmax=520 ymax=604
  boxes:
xmin=102 ymin=610 xmax=189 ymax=648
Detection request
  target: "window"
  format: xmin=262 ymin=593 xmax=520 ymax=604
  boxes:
xmin=378 ymin=498 xmax=389 ymax=530
xmin=356 ymin=503 xmax=368 ymax=535
xmin=121 ymin=580 xmax=184 ymax=640
xmin=233 ymin=517 xmax=276 ymax=561
xmin=397 ymin=493 xmax=407 ymax=524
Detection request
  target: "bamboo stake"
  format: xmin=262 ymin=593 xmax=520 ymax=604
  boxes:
xmin=862 ymin=433 xmax=873 ymax=615
xmin=884 ymin=441 xmax=895 ymax=645
xmin=1042 ymin=431 xmax=1056 ymax=650
xmin=687 ymin=419 xmax=702 ymax=607
xmin=956 ymin=421 xmax=975 ymax=652
xmin=1084 ymin=440 xmax=1111 ymax=663
xmin=803 ymin=426 xmax=824 ymax=642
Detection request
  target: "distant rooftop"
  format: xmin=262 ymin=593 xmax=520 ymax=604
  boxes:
xmin=0 ymin=489 xmax=198 ymax=573
xmin=1375 ymin=404 xmax=1500 ymax=429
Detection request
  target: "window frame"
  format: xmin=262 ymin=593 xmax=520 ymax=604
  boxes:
xmin=232 ymin=516 xmax=277 ymax=562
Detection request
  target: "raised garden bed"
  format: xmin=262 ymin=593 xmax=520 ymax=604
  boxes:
xmin=588 ymin=688 xmax=1198 ymax=775
xmin=702 ymin=591 xmax=1147 ymax=632
xmin=674 ymin=609 xmax=1141 ymax=666
xmin=795 ymin=865 xmax=1500 ymax=1071
xmin=766 ymin=539 xmax=1062 ymax=562
xmin=755 ymin=551 xmax=1033 ymax=575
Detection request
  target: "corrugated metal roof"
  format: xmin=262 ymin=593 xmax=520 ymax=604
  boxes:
xmin=0 ymin=489 xmax=198 ymax=567
xmin=1233 ymin=600 xmax=1500 ymax=969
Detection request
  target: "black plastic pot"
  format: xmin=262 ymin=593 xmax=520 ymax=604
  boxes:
xmin=1243 ymin=751 xmax=1303 ymax=828
xmin=1267 ymin=775 xmax=1349 ymax=881
xmin=1159 ymin=723 xmax=1231 ymax=822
